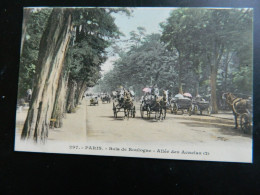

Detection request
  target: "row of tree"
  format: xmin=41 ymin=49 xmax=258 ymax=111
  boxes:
xmin=97 ymin=8 xmax=253 ymax=113
xmin=19 ymin=8 xmax=130 ymax=142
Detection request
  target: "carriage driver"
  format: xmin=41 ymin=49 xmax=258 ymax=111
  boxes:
xmin=116 ymin=86 xmax=125 ymax=106
xmin=151 ymin=84 xmax=159 ymax=99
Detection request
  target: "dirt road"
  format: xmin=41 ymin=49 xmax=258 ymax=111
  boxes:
xmin=86 ymin=99 xmax=251 ymax=144
xmin=15 ymin=98 xmax=252 ymax=162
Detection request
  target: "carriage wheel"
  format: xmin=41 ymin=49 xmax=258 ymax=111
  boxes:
xmin=171 ymin=103 xmax=174 ymax=114
xmin=188 ymin=106 xmax=192 ymax=116
xmin=147 ymin=107 xmax=151 ymax=119
xmin=240 ymin=113 xmax=252 ymax=134
xmin=140 ymin=105 xmax=144 ymax=118
xmin=193 ymin=105 xmax=197 ymax=115
xmin=173 ymin=104 xmax=178 ymax=115
xmin=207 ymin=106 xmax=212 ymax=116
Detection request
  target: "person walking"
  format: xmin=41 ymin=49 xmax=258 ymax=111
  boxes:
xmin=27 ymin=89 xmax=32 ymax=102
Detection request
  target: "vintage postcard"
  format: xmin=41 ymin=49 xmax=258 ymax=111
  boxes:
xmin=15 ymin=7 xmax=253 ymax=163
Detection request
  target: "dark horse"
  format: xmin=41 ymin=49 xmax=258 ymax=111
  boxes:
xmin=157 ymin=90 xmax=168 ymax=120
xmin=222 ymin=92 xmax=252 ymax=129
xmin=101 ymin=94 xmax=111 ymax=103
xmin=123 ymin=90 xmax=135 ymax=119
xmin=116 ymin=89 xmax=135 ymax=119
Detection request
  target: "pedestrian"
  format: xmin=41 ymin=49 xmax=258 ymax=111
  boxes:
xmin=27 ymin=89 xmax=32 ymax=102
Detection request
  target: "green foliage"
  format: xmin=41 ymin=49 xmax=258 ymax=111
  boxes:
xmin=98 ymin=32 xmax=178 ymax=97
xmin=67 ymin=8 xmax=126 ymax=87
xmin=160 ymin=8 xmax=253 ymax=97
xmin=18 ymin=8 xmax=52 ymax=98
xmin=232 ymin=66 xmax=253 ymax=94
xmin=18 ymin=8 xmax=128 ymax=98
xmin=100 ymin=8 xmax=253 ymax=100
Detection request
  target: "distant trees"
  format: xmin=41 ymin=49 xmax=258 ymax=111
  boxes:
xmin=98 ymin=8 xmax=252 ymax=114
xmin=160 ymin=8 xmax=253 ymax=113
xmin=99 ymin=32 xmax=177 ymax=97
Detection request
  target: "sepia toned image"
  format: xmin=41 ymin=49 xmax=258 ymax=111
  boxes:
xmin=15 ymin=7 xmax=253 ymax=163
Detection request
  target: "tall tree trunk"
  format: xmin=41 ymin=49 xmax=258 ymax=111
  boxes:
xmin=223 ymin=51 xmax=233 ymax=92
xmin=178 ymin=80 xmax=183 ymax=94
xmin=210 ymin=65 xmax=218 ymax=114
xmin=177 ymin=51 xmax=183 ymax=94
xmin=196 ymin=82 xmax=199 ymax=96
xmin=66 ymin=79 xmax=77 ymax=113
xmin=20 ymin=8 xmax=31 ymax=55
xmin=21 ymin=9 xmax=72 ymax=143
xmin=51 ymin=71 xmax=69 ymax=128
xmin=75 ymin=80 xmax=87 ymax=106
xmin=178 ymin=62 xmax=183 ymax=94
xmin=209 ymin=43 xmax=224 ymax=114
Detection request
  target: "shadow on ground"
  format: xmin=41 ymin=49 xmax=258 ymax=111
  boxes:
xmin=99 ymin=115 xmax=164 ymax=123
xmin=180 ymin=120 xmax=252 ymax=138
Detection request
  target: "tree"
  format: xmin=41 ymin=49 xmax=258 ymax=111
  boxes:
xmin=62 ymin=8 xmax=126 ymax=111
xmin=18 ymin=8 xmax=51 ymax=99
xmin=160 ymin=8 xmax=206 ymax=94
xmin=98 ymin=32 xmax=178 ymax=97
xmin=21 ymin=8 xmax=130 ymax=139
xmin=21 ymin=8 xmax=72 ymax=142
xmin=161 ymin=8 xmax=253 ymax=113
xmin=20 ymin=8 xmax=31 ymax=55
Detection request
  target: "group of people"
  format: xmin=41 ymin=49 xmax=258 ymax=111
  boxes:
xmin=113 ymin=87 xmax=135 ymax=107
xmin=141 ymin=84 xmax=208 ymax=105
xmin=141 ymin=84 xmax=162 ymax=103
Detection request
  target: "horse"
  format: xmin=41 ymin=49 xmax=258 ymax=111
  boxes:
xmin=101 ymin=94 xmax=111 ymax=103
xmin=144 ymin=90 xmax=168 ymax=120
xmin=157 ymin=90 xmax=168 ymax=120
xmin=222 ymin=92 xmax=252 ymax=129
xmin=123 ymin=90 xmax=134 ymax=119
xmin=113 ymin=89 xmax=134 ymax=119
xmin=116 ymin=89 xmax=125 ymax=106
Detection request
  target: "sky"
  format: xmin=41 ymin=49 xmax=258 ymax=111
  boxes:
xmin=101 ymin=7 xmax=176 ymax=74
xmin=114 ymin=8 xmax=174 ymax=38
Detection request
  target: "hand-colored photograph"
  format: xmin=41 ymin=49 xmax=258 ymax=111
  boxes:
xmin=15 ymin=7 xmax=253 ymax=163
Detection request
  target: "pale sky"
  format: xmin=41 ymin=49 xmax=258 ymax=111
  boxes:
xmin=101 ymin=7 xmax=176 ymax=74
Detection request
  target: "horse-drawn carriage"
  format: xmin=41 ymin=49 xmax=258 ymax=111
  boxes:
xmin=140 ymin=90 xmax=168 ymax=121
xmin=140 ymin=96 xmax=163 ymax=120
xmin=101 ymin=94 xmax=111 ymax=103
xmin=170 ymin=94 xmax=192 ymax=115
xmin=192 ymin=100 xmax=211 ymax=115
xmin=222 ymin=93 xmax=252 ymax=134
xmin=112 ymin=89 xmax=136 ymax=119
xmin=90 ymin=96 xmax=99 ymax=106
xmin=191 ymin=96 xmax=211 ymax=115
